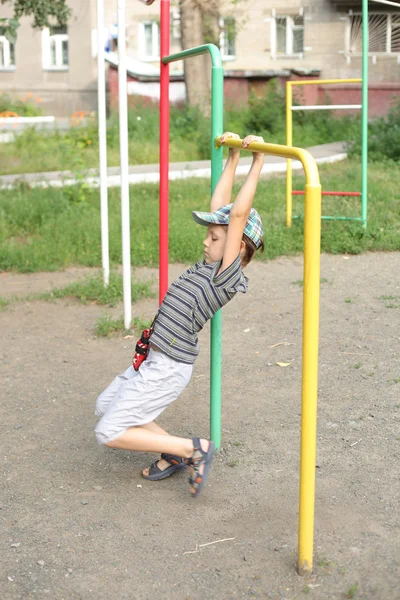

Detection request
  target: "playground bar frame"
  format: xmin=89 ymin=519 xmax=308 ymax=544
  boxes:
xmin=362 ymin=0 xmax=368 ymax=229
xmin=117 ymin=0 xmax=132 ymax=329
xmin=162 ymin=44 xmax=224 ymax=449
xmin=286 ymin=78 xmax=366 ymax=229
xmin=159 ymin=0 xmax=170 ymax=304
xmin=291 ymin=105 xmax=361 ymax=111
xmin=216 ymin=136 xmax=322 ymax=575
xmin=96 ymin=0 xmax=110 ymax=288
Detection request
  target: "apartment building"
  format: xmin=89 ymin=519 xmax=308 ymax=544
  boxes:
xmin=0 ymin=0 xmax=398 ymax=116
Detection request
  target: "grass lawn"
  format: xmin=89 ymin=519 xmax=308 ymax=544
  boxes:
xmin=0 ymin=158 xmax=399 ymax=273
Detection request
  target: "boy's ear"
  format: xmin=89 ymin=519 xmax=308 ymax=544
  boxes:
xmin=239 ymin=240 xmax=246 ymax=255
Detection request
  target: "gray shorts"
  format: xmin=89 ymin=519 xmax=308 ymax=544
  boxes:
xmin=94 ymin=348 xmax=193 ymax=445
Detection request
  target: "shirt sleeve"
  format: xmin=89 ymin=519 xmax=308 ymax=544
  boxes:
xmin=211 ymin=254 xmax=248 ymax=294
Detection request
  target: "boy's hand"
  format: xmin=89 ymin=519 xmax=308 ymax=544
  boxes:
xmin=220 ymin=131 xmax=241 ymax=157
xmin=242 ymin=135 xmax=265 ymax=162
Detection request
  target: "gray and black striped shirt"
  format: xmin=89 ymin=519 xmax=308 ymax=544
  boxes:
xmin=150 ymin=254 xmax=248 ymax=364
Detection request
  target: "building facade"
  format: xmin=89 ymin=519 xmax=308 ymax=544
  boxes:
xmin=0 ymin=0 xmax=399 ymax=116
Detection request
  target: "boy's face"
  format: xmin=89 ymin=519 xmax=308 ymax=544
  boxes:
xmin=202 ymin=224 xmax=227 ymax=264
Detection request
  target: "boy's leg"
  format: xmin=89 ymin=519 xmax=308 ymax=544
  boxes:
xmin=105 ymin=426 xmax=193 ymax=456
xmin=105 ymin=427 xmax=211 ymax=495
xmin=142 ymin=421 xmax=170 ymax=436
xmin=141 ymin=421 xmax=183 ymax=477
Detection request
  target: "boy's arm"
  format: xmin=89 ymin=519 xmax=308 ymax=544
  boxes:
xmin=218 ymin=136 xmax=264 ymax=275
xmin=210 ymin=132 xmax=240 ymax=212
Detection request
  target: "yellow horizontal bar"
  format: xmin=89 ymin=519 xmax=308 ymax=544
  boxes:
xmin=215 ymin=137 xmax=320 ymax=187
xmin=288 ymin=78 xmax=362 ymax=87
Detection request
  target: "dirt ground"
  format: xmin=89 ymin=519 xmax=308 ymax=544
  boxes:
xmin=1 ymin=252 xmax=399 ymax=600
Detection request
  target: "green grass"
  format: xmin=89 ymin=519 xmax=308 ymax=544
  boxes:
xmin=0 ymin=296 xmax=10 ymax=310
xmin=0 ymin=159 xmax=399 ymax=273
xmin=378 ymin=295 xmax=400 ymax=308
xmin=345 ymin=583 xmax=359 ymax=599
xmin=31 ymin=271 xmax=154 ymax=306
xmin=0 ymin=96 xmax=358 ymax=176
xmin=95 ymin=315 xmax=152 ymax=337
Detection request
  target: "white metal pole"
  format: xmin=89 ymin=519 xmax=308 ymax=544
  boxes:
xmin=97 ymin=0 xmax=110 ymax=287
xmin=117 ymin=0 xmax=132 ymax=329
xmin=369 ymin=0 xmax=400 ymax=7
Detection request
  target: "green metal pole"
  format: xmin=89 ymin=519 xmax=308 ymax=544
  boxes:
xmin=162 ymin=44 xmax=222 ymax=66
xmin=163 ymin=44 xmax=224 ymax=448
xmin=210 ymin=64 xmax=224 ymax=449
xmin=361 ymin=0 xmax=368 ymax=228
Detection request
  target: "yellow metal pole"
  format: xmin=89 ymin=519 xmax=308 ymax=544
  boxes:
xmin=290 ymin=78 xmax=361 ymax=87
xmin=286 ymin=82 xmax=293 ymax=228
xmin=298 ymin=183 xmax=322 ymax=575
xmin=216 ymin=135 xmax=322 ymax=575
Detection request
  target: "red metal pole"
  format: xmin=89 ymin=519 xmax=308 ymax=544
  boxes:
xmin=159 ymin=0 xmax=170 ymax=304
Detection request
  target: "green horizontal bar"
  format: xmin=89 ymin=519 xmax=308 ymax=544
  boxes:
xmin=162 ymin=44 xmax=222 ymax=68
xmin=293 ymin=215 xmax=363 ymax=222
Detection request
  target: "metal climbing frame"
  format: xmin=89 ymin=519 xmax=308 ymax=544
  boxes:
xmin=286 ymin=78 xmax=367 ymax=228
xmin=217 ymin=135 xmax=322 ymax=576
xmin=162 ymin=44 xmax=224 ymax=450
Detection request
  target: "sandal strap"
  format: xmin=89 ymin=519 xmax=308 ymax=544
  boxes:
xmin=161 ymin=453 xmax=184 ymax=466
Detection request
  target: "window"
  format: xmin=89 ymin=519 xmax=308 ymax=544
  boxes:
xmin=347 ymin=13 xmax=400 ymax=55
xmin=271 ymin=14 xmax=304 ymax=58
xmin=0 ymin=28 xmax=16 ymax=69
xmin=42 ymin=26 xmax=68 ymax=69
xmin=139 ymin=21 xmax=160 ymax=60
xmin=220 ymin=17 xmax=236 ymax=59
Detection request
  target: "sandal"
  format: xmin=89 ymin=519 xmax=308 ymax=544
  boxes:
xmin=188 ymin=437 xmax=215 ymax=498
xmin=142 ymin=453 xmax=187 ymax=481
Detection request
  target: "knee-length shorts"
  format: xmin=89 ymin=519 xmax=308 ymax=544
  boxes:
xmin=94 ymin=348 xmax=193 ymax=445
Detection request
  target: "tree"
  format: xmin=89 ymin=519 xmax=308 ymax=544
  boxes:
xmin=178 ymin=0 xmax=220 ymax=114
xmin=0 ymin=0 xmax=70 ymax=41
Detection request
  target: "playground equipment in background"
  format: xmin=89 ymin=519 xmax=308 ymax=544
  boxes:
xmin=285 ymin=78 xmax=366 ymax=228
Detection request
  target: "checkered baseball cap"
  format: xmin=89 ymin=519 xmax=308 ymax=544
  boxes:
xmin=192 ymin=203 xmax=264 ymax=248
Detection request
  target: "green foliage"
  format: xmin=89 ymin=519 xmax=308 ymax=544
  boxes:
xmin=0 ymin=0 xmax=71 ymax=40
xmin=245 ymin=80 xmax=286 ymax=135
xmin=1 ymin=93 xmax=365 ymax=176
xmin=0 ymin=92 xmax=43 ymax=116
xmin=0 ymin=296 xmax=10 ymax=310
xmin=35 ymin=271 xmax=154 ymax=306
xmin=95 ymin=314 xmax=152 ymax=337
xmin=345 ymin=583 xmax=359 ymax=599
xmin=0 ymin=159 xmax=399 ymax=273
xmin=348 ymin=99 xmax=400 ymax=161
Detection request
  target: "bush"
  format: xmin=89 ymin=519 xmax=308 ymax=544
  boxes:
xmin=0 ymin=92 xmax=43 ymax=116
xmin=245 ymin=80 xmax=286 ymax=135
xmin=348 ymin=98 xmax=400 ymax=162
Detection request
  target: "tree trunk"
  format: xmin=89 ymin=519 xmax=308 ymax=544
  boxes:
xmin=179 ymin=0 xmax=218 ymax=115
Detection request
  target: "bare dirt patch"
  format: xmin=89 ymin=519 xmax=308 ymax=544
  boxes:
xmin=1 ymin=253 xmax=399 ymax=600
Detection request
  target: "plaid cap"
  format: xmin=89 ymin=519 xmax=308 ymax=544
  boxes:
xmin=192 ymin=203 xmax=264 ymax=248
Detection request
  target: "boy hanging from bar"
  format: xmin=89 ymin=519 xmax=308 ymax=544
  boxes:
xmin=94 ymin=133 xmax=265 ymax=498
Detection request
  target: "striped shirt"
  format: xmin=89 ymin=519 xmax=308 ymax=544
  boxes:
xmin=150 ymin=254 xmax=248 ymax=364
